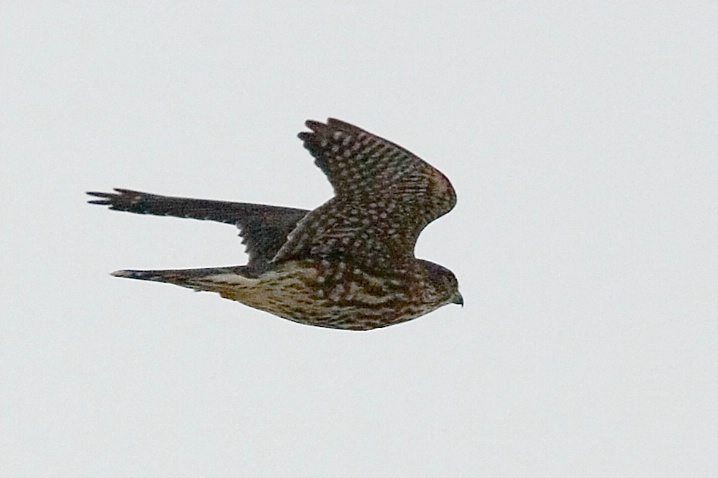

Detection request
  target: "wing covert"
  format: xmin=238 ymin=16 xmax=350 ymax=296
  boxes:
xmin=273 ymin=119 xmax=456 ymax=267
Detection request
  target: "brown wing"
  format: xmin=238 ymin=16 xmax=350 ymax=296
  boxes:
xmin=273 ymin=119 xmax=456 ymax=269
xmin=87 ymin=189 xmax=308 ymax=270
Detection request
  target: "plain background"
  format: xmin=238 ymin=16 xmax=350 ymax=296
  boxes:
xmin=2 ymin=3 xmax=716 ymax=477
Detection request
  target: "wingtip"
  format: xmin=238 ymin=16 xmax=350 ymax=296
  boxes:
xmin=303 ymin=119 xmax=325 ymax=132
xmin=87 ymin=192 xmax=110 ymax=205
xmin=300 ymin=118 xmax=362 ymax=144
xmin=86 ymin=189 xmax=120 ymax=205
xmin=304 ymin=118 xmax=352 ymax=127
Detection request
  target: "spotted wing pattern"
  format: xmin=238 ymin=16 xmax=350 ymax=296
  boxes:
xmin=87 ymin=189 xmax=308 ymax=270
xmin=273 ymin=119 xmax=457 ymax=270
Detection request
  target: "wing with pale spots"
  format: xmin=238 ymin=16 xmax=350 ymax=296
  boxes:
xmin=87 ymin=189 xmax=308 ymax=269
xmin=273 ymin=119 xmax=457 ymax=268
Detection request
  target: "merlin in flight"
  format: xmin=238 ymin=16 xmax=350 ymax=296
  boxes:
xmin=88 ymin=119 xmax=462 ymax=330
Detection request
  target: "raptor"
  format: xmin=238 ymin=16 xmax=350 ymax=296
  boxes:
xmin=88 ymin=119 xmax=462 ymax=330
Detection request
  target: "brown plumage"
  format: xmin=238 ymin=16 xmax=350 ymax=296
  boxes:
xmin=88 ymin=119 xmax=462 ymax=330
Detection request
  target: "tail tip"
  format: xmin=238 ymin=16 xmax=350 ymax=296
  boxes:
xmin=111 ymin=270 xmax=139 ymax=279
xmin=110 ymin=269 xmax=175 ymax=283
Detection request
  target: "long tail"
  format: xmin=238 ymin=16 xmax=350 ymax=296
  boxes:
xmin=111 ymin=265 xmax=254 ymax=288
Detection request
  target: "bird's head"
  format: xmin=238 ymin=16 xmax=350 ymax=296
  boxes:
xmin=420 ymin=260 xmax=463 ymax=308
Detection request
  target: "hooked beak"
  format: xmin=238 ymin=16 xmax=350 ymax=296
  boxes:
xmin=453 ymin=291 xmax=464 ymax=307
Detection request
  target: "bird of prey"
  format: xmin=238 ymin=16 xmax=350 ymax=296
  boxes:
xmin=88 ymin=119 xmax=462 ymax=330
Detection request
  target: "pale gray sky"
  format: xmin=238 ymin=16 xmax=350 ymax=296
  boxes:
xmin=2 ymin=3 xmax=717 ymax=477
